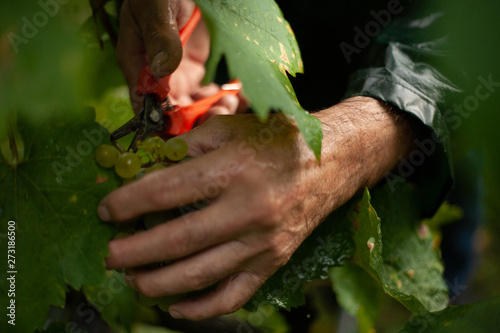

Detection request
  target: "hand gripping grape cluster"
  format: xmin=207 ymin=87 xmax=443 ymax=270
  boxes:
xmin=98 ymin=6 xmax=240 ymax=181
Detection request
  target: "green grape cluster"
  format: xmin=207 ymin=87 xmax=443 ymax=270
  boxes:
xmin=95 ymin=136 xmax=190 ymax=181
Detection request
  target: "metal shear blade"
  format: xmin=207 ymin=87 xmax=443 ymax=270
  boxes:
xmin=110 ymin=94 xmax=165 ymax=151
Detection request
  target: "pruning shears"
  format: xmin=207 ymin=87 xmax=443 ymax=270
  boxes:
xmin=110 ymin=6 xmax=242 ymax=151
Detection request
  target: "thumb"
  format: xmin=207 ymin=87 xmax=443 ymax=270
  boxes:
xmin=131 ymin=0 xmax=188 ymax=77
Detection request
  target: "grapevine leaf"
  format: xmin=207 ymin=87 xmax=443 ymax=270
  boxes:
xmin=83 ymin=271 xmax=138 ymax=331
xmin=194 ymin=0 xmax=323 ymax=158
xmin=0 ymin=108 xmax=120 ymax=333
xmin=245 ymin=204 xmax=355 ymax=311
xmin=330 ymin=262 xmax=384 ymax=333
xmin=399 ymin=296 xmax=500 ymax=333
xmin=351 ymin=184 xmax=449 ymax=315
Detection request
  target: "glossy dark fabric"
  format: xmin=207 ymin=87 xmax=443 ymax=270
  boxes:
xmin=279 ymin=0 xmax=460 ymax=215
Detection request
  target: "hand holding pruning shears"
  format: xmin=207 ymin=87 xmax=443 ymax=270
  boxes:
xmin=114 ymin=0 xmax=242 ymax=150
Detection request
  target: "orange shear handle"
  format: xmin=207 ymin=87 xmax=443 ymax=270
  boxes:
xmin=165 ymin=80 xmax=242 ymax=136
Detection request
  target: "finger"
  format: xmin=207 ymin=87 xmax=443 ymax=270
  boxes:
xmin=169 ymin=271 xmax=266 ymax=320
xmin=197 ymin=95 xmax=240 ymax=124
xmin=125 ymin=239 xmax=257 ymax=297
xmin=168 ymin=55 xmax=206 ymax=101
xmin=106 ymin=198 xmax=250 ymax=268
xmin=132 ymin=0 xmax=197 ymax=77
xmin=191 ymin=83 xmax=220 ymax=100
xmin=98 ymin=146 xmax=236 ymax=222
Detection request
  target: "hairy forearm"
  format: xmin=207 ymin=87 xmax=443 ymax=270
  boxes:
xmin=319 ymin=96 xmax=415 ymax=186
xmin=296 ymin=96 xmax=416 ymax=230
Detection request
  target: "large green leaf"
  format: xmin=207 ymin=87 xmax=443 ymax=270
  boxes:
xmin=351 ymin=184 xmax=449 ymax=315
xmin=83 ymin=271 xmax=138 ymax=331
xmin=0 ymin=108 xmax=119 ymax=333
xmin=399 ymin=296 xmax=500 ymax=333
xmin=194 ymin=0 xmax=323 ymax=158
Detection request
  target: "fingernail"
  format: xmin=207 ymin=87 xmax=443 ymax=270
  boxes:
xmin=169 ymin=310 xmax=183 ymax=319
xmin=98 ymin=205 xmax=111 ymax=221
xmin=151 ymin=52 xmax=171 ymax=77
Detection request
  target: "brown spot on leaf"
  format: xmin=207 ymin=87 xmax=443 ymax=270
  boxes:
xmin=407 ymin=269 xmax=415 ymax=278
xmin=418 ymin=223 xmax=430 ymax=238
xmin=352 ymin=219 xmax=359 ymax=231
xmin=298 ymin=59 xmax=304 ymax=71
xmin=432 ymin=234 xmax=442 ymax=249
xmin=95 ymin=175 xmax=108 ymax=184
xmin=367 ymin=239 xmax=374 ymax=251
xmin=279 ymin=42 xmax=290 ymax=65
xmin=279 ymin=63 xmax=290 ymax=76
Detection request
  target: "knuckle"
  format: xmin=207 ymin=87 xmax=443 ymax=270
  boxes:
xmin=163 ymin=228 xmax=190 ymax=258
xmin=147 ymin=174 xmax=173 ymax=208
xmin=219 ymin=299 xmax=245 ymax=316
xmin=135 ymin=276 xmax=162 ymax=298
xmin=183 ymin=264 xmax=210 ymax=291
xmin=250 ymin=199 xmax=283 ymax=229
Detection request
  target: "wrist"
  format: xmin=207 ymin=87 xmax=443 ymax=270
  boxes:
xmin=311 ymin=96 xmax=416 ymax=203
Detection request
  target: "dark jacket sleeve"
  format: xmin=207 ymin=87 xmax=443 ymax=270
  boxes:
xmin=344 ymin=5 xmax=461 ymax=216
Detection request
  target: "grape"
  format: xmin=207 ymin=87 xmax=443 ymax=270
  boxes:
xmin=142 ymin=136 xmax=164 ymax=153
xmin=145 ymin=163 xmax=166 ymax=174
xmin=141 ymin=136 xmax=165 ymax=161
xmin=114 ymin=152 xmax=141 ymax=179
xmin=157 ymin=294 xmax=185 ymax=312
xmin=96 ymin=144 xmax=120 ymax=168
xmin=162 ymin=137 xmax=188 ymax=161
xmin=138 ymin=293 xmax=186 ymax=311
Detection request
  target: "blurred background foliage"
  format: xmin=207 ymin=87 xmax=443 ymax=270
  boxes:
xmin=440 ymin=0 xmax=500 ymax=306
xmin=1 ymin=0 xmax=500 ymax=332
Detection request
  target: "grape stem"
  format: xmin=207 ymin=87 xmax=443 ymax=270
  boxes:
xmin=112 ymin=140 xmax=126 ymax=154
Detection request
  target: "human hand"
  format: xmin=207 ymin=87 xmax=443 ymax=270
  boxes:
xmin=98 ymin=96 xmax=416 ymax=320
xmin=117 ymin=0 xmax=241 ymax=117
